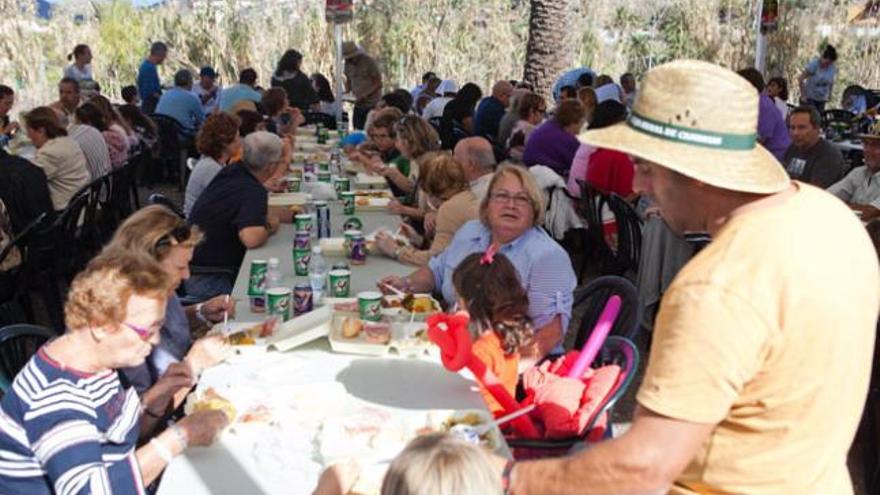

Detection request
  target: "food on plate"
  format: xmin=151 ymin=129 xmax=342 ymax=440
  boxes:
xmin=442 ymin=413 xmax=496 ymax=449
xmin=381 ymin=296 xmax=402 ymax=309
xmin=401 ymin=294 xmax=438 ymax=314
xmin=363 ymin=322 xmax=391 ymax=345
xmin=356 ymin=198 xmax=370 ymax=206
xmin=412 ymin=327 xmax=429 ymax=342
xmin=227 ymin=331 xmax=256 ymax=346
xmin=190 ymin=388 xmax=237 ymax=422
xmin=240 ymin=405 xmax=273 ymax=424
xmin=342 ymin=317 xmax=364 ymax=339
xmin=354 ymin=190 xmax=392 ymax=199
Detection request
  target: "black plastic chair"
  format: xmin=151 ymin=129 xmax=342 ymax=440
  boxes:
xmin=605 ymin=193 xmax=643 ymax=278
xmin=570 ymin=276 xmax=641 ymax=350
xmin=0 ymin=213 xmax=47 ymax=326
xmin=0 ymin=324 xmax=55 ymax=391
xmin=151 ymin=114 xmax=189 ymax=191
xmin=574 ymin=182 xmax=614 ymax=278
xmin=50 ymin=191 xmax=92 ymax=281
xmin=822 ymin=109 xmax=857 ymax=140
xmin=147 ymin=193 xmax=185 ymax=219
xmin=505 ymin=336 xmax=640 ymax=455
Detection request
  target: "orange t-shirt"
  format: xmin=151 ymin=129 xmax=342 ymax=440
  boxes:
xmin=471 ymin=331 xmax=520 ymax=415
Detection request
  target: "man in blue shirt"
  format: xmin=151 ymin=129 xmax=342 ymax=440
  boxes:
xmin=218 ymin=68 xmax=262 ymax=113
xmin=474 ymin=80 xmax=513 ymax=141
xmin=155 ymin=69 xmax=204 ymax=137
xmin=137 ymin=41 xmax=167 ymax=114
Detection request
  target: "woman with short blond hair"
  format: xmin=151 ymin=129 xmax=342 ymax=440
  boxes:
xmin=109 ymin=205 xmax=234 ymax=393
xmin=380 ymin=164 xmax=575 ymax=359
xmin=375 ymin=152 xmax=479 ymax=266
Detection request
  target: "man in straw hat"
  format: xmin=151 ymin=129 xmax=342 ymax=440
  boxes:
xmin=501 ymin=60 xmax=879 ymax=494
xmin=828 ymin=120 xmax=880 ymax=221
xmin=342 ymin=41 xmax=382 ymax=130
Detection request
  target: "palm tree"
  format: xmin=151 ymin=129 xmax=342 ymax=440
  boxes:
xmin=523 ymin=0 xmax=575 ymax=100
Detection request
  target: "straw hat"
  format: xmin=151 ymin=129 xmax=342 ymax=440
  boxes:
xmin=342 ymin=41 xmax=363 ymax=60
xmin=859 ymin=120 xmax=880 ymax=141
xmin=579 ymin=59 xmax=790 ymax=194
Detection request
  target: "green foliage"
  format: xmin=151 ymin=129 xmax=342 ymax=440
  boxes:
xmin=0 ymin=0 xmax=878 ymax=111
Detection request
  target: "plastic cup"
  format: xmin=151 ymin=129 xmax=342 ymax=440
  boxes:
xmin=328 ymin=269 xmax=352 ymax=297
xmin=341 ymin=191 xmax=356 ymax=215
xmin=358 ymin=291 xmax=383 ymax=322
xmin=267 ymin=287 xmax=292 ymax=322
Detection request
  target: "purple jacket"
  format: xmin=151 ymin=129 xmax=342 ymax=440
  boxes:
xmin=758 ymin=93 xmax=791 ymax=162
xmin=522 ymin=120 xmax=581 ymax=176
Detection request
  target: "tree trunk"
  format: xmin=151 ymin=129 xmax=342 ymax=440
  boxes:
xmin=523 ymin=0 xmax=575 ymax=101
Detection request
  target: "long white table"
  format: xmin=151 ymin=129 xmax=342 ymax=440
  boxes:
xmin=229 ymin=202 xmax=410 ymax=322
xmin=158 ymin=202 xmax=491 ymax=495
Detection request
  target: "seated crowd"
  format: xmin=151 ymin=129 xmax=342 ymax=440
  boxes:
xmin=1 ymin=37 xmax=879 ymax=495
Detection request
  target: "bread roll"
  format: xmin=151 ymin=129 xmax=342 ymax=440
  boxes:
xmin=342 ymin=317 xmax=363 ymax=339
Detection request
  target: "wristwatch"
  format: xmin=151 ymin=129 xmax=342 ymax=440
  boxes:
xmin=194 ymin=303 xmax=208 ymax=324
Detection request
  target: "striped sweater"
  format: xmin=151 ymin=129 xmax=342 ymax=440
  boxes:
xmin=0 ymin=348 xmax=145 ymax=495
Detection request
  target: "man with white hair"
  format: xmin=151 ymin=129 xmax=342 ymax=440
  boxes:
xmin=453 ymin=136 xmax=496 ymax=201
xmin=185 ymin=131 xmax=283 ymax=300
xmin=474 ymin=80 xmax=514 ymax=140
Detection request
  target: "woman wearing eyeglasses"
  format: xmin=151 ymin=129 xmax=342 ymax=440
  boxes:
xmin=379 ymin=165 xmax=576 ymax=360
xmin=0 ymin=249 xmax=228 ymax=494
xmin=108 ymin=205 xmax=235 ymax=395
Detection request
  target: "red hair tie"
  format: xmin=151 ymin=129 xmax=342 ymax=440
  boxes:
xmin=480 ymin=243 xmax=499 ymax=265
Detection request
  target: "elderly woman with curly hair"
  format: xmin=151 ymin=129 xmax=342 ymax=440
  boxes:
xmin=184 ymin=112 xmax=242 ymax=217
xmin=0 ymin=249 xmax=228 ymax=494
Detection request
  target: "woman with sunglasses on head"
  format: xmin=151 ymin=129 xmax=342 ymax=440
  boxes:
xmin=109 ymin=205 xmax=234 ymax=395
xmin=0 ymin=249 xmax=228 ymax=494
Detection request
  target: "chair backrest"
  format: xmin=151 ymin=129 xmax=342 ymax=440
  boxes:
xmin=571 ymin=275 xmax=641 ymax=350
xmin=578 ymin=335 xmax=639 ymax=440
xmin=0 ymin=213 xmax=47 ymax=302
xmin=150 ymin=114 xmax=183 ymax=159
xmin=147 ymin=193 xmax=185 ymax=218
xmin=606 ymin=193 xmax=643 ymax=276
xmin=0 ymin=324 xmax=55 ymax=387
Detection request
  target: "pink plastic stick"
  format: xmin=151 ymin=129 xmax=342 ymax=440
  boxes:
xmin=566 ymin=295 xmax=622 ymax=379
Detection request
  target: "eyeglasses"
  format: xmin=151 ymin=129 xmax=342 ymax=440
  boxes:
xmin=368 ymin=131 xmax=391 ymax=140
xmin=122 ymin=320 xmax=163 ymax=341
xmin=152 ymin=224 xmax=191 ymax=255
xmin=490 ymin=191 xmax=532 ymax=207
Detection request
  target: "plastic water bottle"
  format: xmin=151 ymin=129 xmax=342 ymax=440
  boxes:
xmin=267 ymin=257 xmax=282 ymax=288
xmin=308 ymin=246 xmax=328 ymax=303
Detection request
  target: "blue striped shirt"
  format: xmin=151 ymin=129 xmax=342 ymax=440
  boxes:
xmin=0 ymin=348 xmax=145 ymax=495
xmin=428 ymin=220 xmax=576 ymax=331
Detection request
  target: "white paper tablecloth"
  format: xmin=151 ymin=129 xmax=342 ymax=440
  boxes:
xmin=157 ymin=203 xmax=491 ymax=495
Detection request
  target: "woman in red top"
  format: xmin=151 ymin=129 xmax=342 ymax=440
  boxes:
xmin=581 ymin=100 xmax=637 ymax=200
